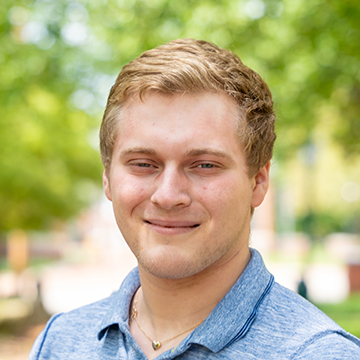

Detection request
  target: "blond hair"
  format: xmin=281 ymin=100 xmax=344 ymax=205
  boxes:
xmin=100 ymin=38 xmax=276 ymax=176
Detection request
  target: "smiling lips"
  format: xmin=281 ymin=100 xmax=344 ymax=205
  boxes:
xmin=144 ymin=220 xmax=200 ymax=234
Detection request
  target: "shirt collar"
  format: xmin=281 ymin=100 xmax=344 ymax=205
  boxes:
xmin=185 ymin=248 xmax=274 ymax=353
xmin=97 ymin=248 xmax=274 ymax=353
xmin=97 ymin=267 xmax=140 ymax=341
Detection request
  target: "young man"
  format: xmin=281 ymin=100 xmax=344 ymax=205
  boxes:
xmin=30 ymin=39 xmax=360 ymax=359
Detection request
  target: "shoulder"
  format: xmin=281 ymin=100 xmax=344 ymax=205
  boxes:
xmin=29 ymin=267 xmax=140 ymax=359
xmin=251 ymin=281 xmax=360 ymax=356
xmin=262 ymin=282 xmax=340 ymax=329
xmin=28 ymin=294 xmax=115 ymax=359
xmin=292 ymin=331 xmax=360 ymax=359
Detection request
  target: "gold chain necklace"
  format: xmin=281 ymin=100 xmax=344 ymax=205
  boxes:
xmin=131 ymin=287 xmax=204 ymax=351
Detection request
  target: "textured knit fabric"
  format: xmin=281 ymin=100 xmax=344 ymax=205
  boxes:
xmin=29 ymin=249 xmax=360 ymax=359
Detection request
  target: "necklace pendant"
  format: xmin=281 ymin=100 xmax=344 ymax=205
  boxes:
xmin=152 ymin=341 xmax=161 ymax=350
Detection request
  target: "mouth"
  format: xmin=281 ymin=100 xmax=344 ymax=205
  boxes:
xmin=144 ymin=220 xmax=200 ymax=229
xmin=144 ymin=220 xmax=200 ymax=235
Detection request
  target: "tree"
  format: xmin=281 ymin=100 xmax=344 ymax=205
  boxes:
xmin=1 ymin=0 xmax=359 ymax=232
xmin=0 ymin=0 xmax=104 ymax=231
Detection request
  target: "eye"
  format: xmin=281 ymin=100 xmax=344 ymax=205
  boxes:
xmin=198 ymin=163 xmax=214 ymax=169
xmin=190 ymin=161 xmax=224 ymax=175
xmin=128 ymin=160 xmax=156 ymax=168
xmin=127 ymin=160 xmax=158 ymax=174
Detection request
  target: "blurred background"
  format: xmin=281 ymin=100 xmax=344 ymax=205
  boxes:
xmin=0 ymin=0 xmax=359 ymax=358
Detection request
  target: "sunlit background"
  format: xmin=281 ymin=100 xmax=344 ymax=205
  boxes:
xmin=1 ymin=0 xmax=360 ymax=358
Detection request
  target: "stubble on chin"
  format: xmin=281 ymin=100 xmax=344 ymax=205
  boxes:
xmin=135 ymin=236 xmax=244 ymax=281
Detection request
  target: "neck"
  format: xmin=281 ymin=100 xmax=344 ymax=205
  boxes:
xmin=137 ymin=245 xmax=251 ymax=332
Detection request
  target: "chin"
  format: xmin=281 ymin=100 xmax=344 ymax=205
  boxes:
xmin=145 ymin=267 xmax=197 ymax=280
xmin=138 ymin=250 xmax=207 ymax=280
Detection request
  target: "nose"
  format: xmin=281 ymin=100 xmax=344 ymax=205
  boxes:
xmin=150 ymin=166 xmax=191 ymax=209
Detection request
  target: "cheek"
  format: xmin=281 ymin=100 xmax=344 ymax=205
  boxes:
xmin=197 ymin=182 xmax=234 ymax=213
xmin=200 ymin=176 xmax=246 ymax=200
xmin=198 ymin=178 xmax=251 ymax=215
xmin=112 ymin=178 xmax=149 ymax=210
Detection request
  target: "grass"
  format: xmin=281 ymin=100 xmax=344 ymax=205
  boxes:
xmin=316 ymin=293 xmax=360 ymax=338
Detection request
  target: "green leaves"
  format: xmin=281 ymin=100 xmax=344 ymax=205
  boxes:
xmin=1 ymin=0 xmax=359 ymax=231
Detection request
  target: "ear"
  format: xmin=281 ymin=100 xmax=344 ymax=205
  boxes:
xmin=251 ymin=161 xmax=270 ymax=208
xmin=103 ymin=170 xmax=112 ymax=201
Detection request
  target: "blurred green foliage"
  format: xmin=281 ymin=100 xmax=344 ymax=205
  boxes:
xmin=296 ymin=210 xmax=359 ymax=239
xmin=0 ymin=0 xmax=359 ymax=232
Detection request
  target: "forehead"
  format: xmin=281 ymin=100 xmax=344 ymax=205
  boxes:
xmin=111 ymin=92 xmax=245 ymax=160
xmin=119 ymin=91 xmax=241 ymax=131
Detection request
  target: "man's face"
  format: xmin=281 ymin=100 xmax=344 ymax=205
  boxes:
xmin=103 ymin=92 xmax=269 ymax=279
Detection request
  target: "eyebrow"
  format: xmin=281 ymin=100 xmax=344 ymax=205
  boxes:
xmin=120 ymin=147 xmax=157 ymax=157
xmin=120 ymin=147 xmax=230 ymax=159
xmin=185 ymin=148 xmax=230 ymax=158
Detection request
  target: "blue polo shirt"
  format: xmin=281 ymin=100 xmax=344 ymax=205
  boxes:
xmin=29 ymin=249 xmax=360 ymax=359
